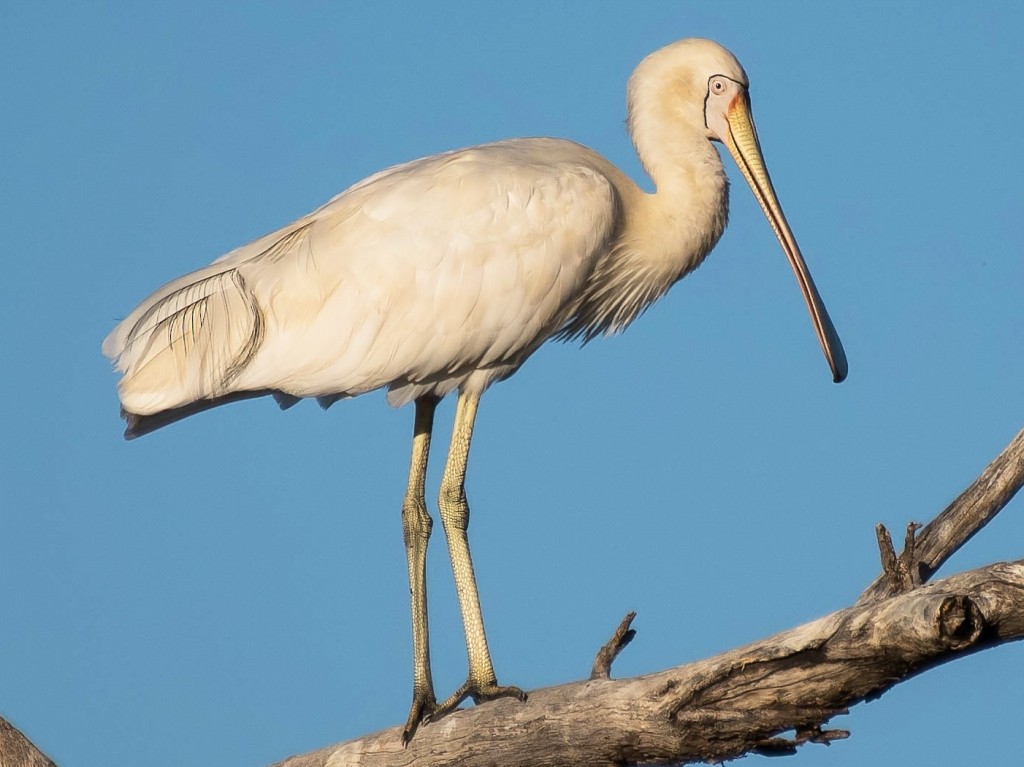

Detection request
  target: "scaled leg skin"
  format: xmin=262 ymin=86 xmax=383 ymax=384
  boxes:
xmin=401 ymin=396 xmax=439 ymax=744
xmin=429 ymin=390 xmax=526 ymax=721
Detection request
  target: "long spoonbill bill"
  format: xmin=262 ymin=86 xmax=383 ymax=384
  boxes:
xmin=103 ymin=37 xmax=847 ymax=741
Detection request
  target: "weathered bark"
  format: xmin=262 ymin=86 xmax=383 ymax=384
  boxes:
xmin=4 ymin=428 xmax=1024 ymax=767
xmin=0 ymin=716 xmax=57 ymax=767
xmin=269 ymin=425 xmax=1024 ymax=767
xmin=271 ymin=561 xmax=1024 ymax=767
xmin=589 ymin=611 xmax=636 ymax=680
xmin=859 ymin=425 xmax=1024 ymax=603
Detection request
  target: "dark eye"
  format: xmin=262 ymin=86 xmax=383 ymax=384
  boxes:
xmin=710 ymin=77 xmax=727 ymax=95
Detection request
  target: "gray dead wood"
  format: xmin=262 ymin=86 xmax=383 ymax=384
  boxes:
xmin=268 ymin=424 xmax=1024 ymax=767
xmin=270 ymin=561 xmax=1024 ymax=767
xmin=590 ymin=611 xmax=637 ymax=680
xmin=0 ymin=717 xmax=57 ymax=767
xmin=859 ymin=425 xmax=1024 ymax=603
xmin=5 ymin=428 xmax=1024 ymax=767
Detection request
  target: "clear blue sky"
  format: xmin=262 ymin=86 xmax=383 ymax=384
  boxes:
xmin=2 ymin=2 xmax=1022 ymax=765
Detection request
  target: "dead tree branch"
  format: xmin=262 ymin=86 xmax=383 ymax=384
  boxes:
xmin=270 ymin=425 xmax=1024 ymax=767
xmin=590 ymin=611 xmax=637 ymax=680
xmin=859 ymin=425 xmax=1024 ymax=603
xmin=0 ymin=716 xmax=57 ymax=767
xmin=5 ymin=428 xmax=1023 ymax=767
xmin=272 ymin=561 xmax=1024 ymax=767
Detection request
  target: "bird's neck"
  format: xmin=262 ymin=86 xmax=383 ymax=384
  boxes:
xmin=558 ymin=135 xmax=729 ymax=343
xmin=615 ymin=130 xmax=730 ymax=303
xmin=634 ymin=129 xmax=730 ymax=277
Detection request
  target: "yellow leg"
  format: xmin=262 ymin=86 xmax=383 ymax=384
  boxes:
xmin=430 ymin=390 xmax=526 ymax=720
xmin=401 ymin=396 xmax=438 ymax=744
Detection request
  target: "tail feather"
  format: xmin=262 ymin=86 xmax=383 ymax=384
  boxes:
xmin=103 ymin=221 xmax=316 ymax=420
xmin=122 ymin=389 xmax=279 ymax=439
xmin=104 ymin=266 xmax=264 ymax=416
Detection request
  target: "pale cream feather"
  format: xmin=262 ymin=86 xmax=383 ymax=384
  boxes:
xmin=104 ymin=38 xmax=750 ymax=425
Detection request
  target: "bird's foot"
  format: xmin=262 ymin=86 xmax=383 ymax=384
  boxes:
xmin=426 ymin=678 xmax=527 ymax=723
xmin=401 ymin=687 xmax=437 ymax=746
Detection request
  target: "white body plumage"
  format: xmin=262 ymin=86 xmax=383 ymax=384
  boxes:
xmin=104 ymin=136 xmax=725 ymax=428
xmin=102 ymin=37 xmax=847 ymax=738
xmin=104 ymin=38 xmax=843 ymax=435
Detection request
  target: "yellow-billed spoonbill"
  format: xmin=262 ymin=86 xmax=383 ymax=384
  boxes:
xmin=103 ymin=37 xmax=847 ymax=741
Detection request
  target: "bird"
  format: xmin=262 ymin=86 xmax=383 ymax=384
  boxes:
xmin=103 ymin=37 xmax=847 ymax=741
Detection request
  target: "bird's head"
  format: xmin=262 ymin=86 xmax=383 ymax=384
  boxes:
xmin=628 ymin=38 xmax=748 ymax=145
xmin=630 ymin=38 xmax=847 ymax=384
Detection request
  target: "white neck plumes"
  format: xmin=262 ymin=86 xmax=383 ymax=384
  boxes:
xmin=558 ymin=47 xmax=731 ymax=343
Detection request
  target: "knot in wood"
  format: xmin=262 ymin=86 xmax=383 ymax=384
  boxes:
xmin=937 ymin=595 xmax=984 ymax=650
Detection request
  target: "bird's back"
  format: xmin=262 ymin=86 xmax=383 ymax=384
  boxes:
xmin=103 ymin=139 xmax=624 ymax=428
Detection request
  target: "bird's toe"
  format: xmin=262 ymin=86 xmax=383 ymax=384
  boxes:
xmin=401 ymin=689 xmax=438 ymax=745
xmin=426 ymin=678 xmax=527 ymax=724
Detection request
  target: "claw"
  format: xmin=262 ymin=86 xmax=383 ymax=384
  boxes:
xmin=401 ymin=688 xmax=437 ymax=745
xmin=426 ymin=678 xmax=527 ymax=724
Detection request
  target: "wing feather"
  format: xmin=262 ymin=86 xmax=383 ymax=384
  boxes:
xmin=104 ymin=225 xmax=311 ymax=415
xmin=104 ymin=138 xmax=626 ymax=427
